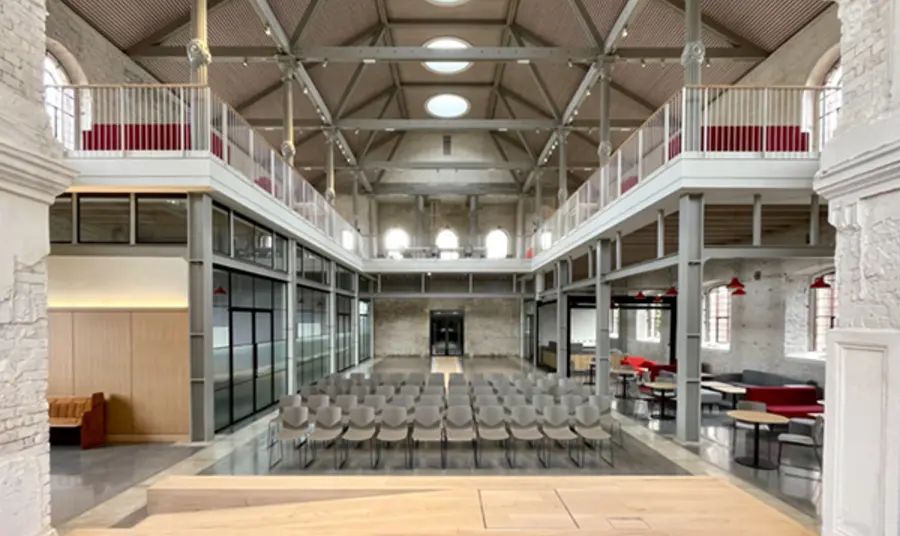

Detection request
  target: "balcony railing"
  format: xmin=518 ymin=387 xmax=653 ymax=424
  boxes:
xmin=531 ymin=85 xmax=840 ymax=256
xmin=49 ymin=84 xmax=368 ymax=259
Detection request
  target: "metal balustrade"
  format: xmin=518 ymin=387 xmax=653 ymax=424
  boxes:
xmin=49 ymin=84 xmax=368 ymax=259
xmin=530 ymin=85 xmax=841 ymax=257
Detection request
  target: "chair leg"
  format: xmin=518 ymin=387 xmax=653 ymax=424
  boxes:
xmin=813 ymin=445 xmax=822 ymax=468
xmin=777 ymin=442 xmax=784 ymax=465
xmin=472 ymin=439 xmax=479 ymax=468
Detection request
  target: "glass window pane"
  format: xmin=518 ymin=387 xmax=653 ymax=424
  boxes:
xmin=255 ymin=277 xmax=273 ymax=309
xmin=213 ymin=206 xmax=230 ymax=255
xmin=274 ymin=235 xmax=287 ymax=271
xmin=231 ymin=273 xmax=254 ymax=308
xmin=213 ymin=269 xmax=231 ymax=430
xmin=78 ymin=194 xmax=130 ymax=243
xmin=49 ymin=195 xmax=72 ymax=243
xmin=255 ymin=226 xmax=273 ymax=268
xmin=231 ymin=311 xmax=254 ymax=421
xmin=135 ymin=195 xmax=187 ymax=243
xmin=233 ymin=216 xmax=255 ymax=262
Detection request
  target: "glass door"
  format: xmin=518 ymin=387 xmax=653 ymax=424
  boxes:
xmin=255 ymin=311 xmax=273 ymax=411
xmin=430 ymin=311 xmax=464 ymax=356
xmin=231 ymin=311 xmax=254 ymax=422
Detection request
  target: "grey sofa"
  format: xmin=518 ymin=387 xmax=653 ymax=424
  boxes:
xmin=713 ymin=369 xmax=807 ymax=388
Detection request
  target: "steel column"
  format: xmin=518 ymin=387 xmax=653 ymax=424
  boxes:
xmin=286 ymin=239 xmax=297 ymax=393
xmin=615 ymin=231 xmax=623 ymax=270
xmin=809 ymin=194 xmax=820 ymax=246
xmin=282 ymin=75 xmax=295 ymax=166
xmin=598 ymin=65 xmax=612 ymax=206
xmin=352 ymin=172 xmax=360 ymax=230
xmin=752 ymin=194 xmax=762 ymax=246
xmin=558 ymin=129 xmax=568 ymax=203
xmin=415 ymin=195 xmax=426 ymax=250
xmin=657 ymin=209 xmax=665 ymax=257
xmin=556 ymin=260 xmax=569 ymax=378
xmin=189 ymin=0 xmax=209 ymax=84
xmin=328 ymin=261 xmax=337 ymax=374
xmin=515 ymin=195 xmax=525 ymax=258
xmin=187 ymin=193 xmax=214 ymax=441
xmin=352 ymin=273 xmax=360 ymax=367
xmin=675 ymin=193 xmax=703 ymax=443
xmin=468 ymin=195 xmax=479 ymax=252
xmin=325 ymin=134 xmax=336 ymax=203
xmin=369 ymin=195 xmax=379 ymax=256
xmin=595 ymin=239 xmax=612 ymax=397
xmin=681 ymin=0 xmax=703 ymax=152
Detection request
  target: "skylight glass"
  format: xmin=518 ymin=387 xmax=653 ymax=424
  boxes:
xmin=425 ymin=94 xmax=470 ymax=118
xmin=423 ymin=37 xmax=472 ymax=74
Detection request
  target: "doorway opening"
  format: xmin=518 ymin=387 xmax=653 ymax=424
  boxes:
xmin=430 ymin=310 xmax=464 ymax=356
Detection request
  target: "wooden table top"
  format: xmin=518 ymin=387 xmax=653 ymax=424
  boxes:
xmin=818 ymin=399 xmax=825 ymax=405
xmin=700 ymin=372 xmax=714 ymax=378
xmin=727 ymin=410 xmax=790 ymax=425
xmin=643 ymin=381 xmax=676 ymax=391
xmin=702 ymin=381 xmax=747 ymax=394
xmin=610 ymin=368 xmax=639 ymax=376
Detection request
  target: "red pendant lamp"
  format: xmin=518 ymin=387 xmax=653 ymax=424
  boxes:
xmin=653 ymin=295 xmax=663 ymax=303
xmin=810 ymin=276 xmax=831 ymax=289
xmin=635 ymin=291 xmax=646 ymax=300
xmin=726 ymin=277 xmax=744 ymax=290
xmin=732 ymin=288 xmax=747 ymax=296
xmin=664 ymin=286 xmax=678 ymax=296
xmin=213 ymin=286 xmax=227 ymax=295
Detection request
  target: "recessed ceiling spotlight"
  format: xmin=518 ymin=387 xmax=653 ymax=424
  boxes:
xmin=517 ymin=59 xmax=530 ymax=65
xmin=705 ymin=58 xmax=711 ymax=68
xmin=264 ymin=26 xmax=272 ymax=36
xmin=621 ymin=26 xmax=629 ymax=38
xmin=640 ymin=59 xmax=647 ymax=68
xmin=242 ymin=59 xmax=248 ymax=67
xmin=363 ymin=58 xmax=376 ymax=64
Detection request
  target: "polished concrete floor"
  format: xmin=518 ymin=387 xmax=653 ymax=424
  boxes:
xmin=50 ymin=443 xmax=200 ymax=526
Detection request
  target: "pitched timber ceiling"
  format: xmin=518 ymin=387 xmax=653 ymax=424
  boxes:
xmin=62 ymin=0 xmax=831 ymax=196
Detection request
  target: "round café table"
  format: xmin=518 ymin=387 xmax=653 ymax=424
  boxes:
xmin=610 ymin=369 xmax=639 ymax=398
xmin=643 ymin=381 xmax=676 ymax=420
xmin=727 ymin=410 xmax=790 ymax=470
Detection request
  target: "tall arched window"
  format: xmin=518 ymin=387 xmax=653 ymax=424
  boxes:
xmin=819 ymin=61 xmax=842 ymax=144
xmin=44 ymin=53 xmax=76 ymax=150
xmin=384 ymin=228 xmax=410 ymax=259
xmin=435 ymin=228 xmax=459 ymax=260
xmin=703 ymin=285 xmax=731 ymax=346
xmin=811 ymin=271 xmax=837 ymax=353
xmin=485 ymin=228 xmax=509 ymax=259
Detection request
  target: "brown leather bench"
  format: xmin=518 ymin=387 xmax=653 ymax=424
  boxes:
xmin=48 ymin=392 xmax=106 ymax=449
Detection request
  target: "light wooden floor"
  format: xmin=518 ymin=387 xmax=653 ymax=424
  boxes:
xmin=68 ymin=475 xmax=817 ymax=536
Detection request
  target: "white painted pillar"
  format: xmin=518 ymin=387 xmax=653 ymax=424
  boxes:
xmin=816 ymin=2 xmax=900 ymax=531
xmin=286 ymin=239 xmax=297 ymax=393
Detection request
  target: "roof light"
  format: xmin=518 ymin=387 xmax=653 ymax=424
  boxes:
xmin=423 ymin=37 xmax=472 ymax=74
xmin=425 ymin=94 xmax=470 ymax=118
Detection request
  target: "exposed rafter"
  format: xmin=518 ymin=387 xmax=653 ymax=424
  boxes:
xmin=656 ymin=0 xmax=767 ymax=56
xmin=335 ymin=27 xmax=388 ymax=118
xmin=289 ymin=0 xmax=325 ymax=47
xmin=245 ymin=118 xmax=644 ymax=130
xmin=126 ymin=0 xmax=236 ymax=53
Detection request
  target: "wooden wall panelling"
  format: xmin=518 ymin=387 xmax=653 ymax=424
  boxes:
xmin=130 ymin=311 xmax=190 ymax=437
xmin=48 ymin=311 xmax=74 ymax=395
xmin=72 ymin=311 xmax=133 ymax=435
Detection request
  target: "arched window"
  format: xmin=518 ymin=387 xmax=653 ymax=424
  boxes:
xmin=44 ymin=53 xmax=75 ymax=150
xmin=435 ymin=228 xmax=459 ymax=260
xmin=811 ymin=271 xmax=837 ymax=353
xmin=703 ymin=285 xmax=731 ymax=346
xmin=819 ymin=61 xmax=842 ymax=144
xmin=485 ymin=228 xmax=509 ymax=259
xmin=636 ymin=309 xmax=661 ymax=341
xmin=384 ymin=228 xmax=410 ymax=259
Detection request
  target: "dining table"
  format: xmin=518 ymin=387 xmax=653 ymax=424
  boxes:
xmin=727 ymin=409 xmax=790 ymax=470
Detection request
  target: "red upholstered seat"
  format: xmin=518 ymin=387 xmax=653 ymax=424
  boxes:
xmin=745 ymin=386 xmax=822 ymax=418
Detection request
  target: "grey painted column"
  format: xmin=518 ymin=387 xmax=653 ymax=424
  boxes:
xmin=615 ymin=231 xmax=622 ymax=270
xmin=598 ymin=65 xmax=612 ymax=205
xmin=682 ymin=0 xmax=704 ymax=152
xmin=468 ymin=195 xmax=478 ymax=253
xmin=352 ymin=172 xmax=360 ymax=231
xmin=328 ymin=261 xmax=337 ymax=375
xmin=595 ymin=239 xmax=612 ymax=397
xmin=281 ymin=75 xmax=295 ymax=165
xmin=415 ymin=195 xmax=425 ymax=250
xmin=515 ymin=195 xmax=525 ymax=258
xmin=369 ymin=194 xmax=379 ymax=256
xmin=534 ymin=272 xmax=545 ymax=368
xmin=519 ymin=283 xmax=526 ymax=361
xmin=675 ymin=193 xmax=704 ymax=443
xmin=657 ymin=209 xmax=665 ymax=258
xmin=352 ymin=273 xmax=360 ymax=367
xmin=534 ymin=171 xmax=543 ymax=229
xmin=752 ymin=194 xmax=762 ymax=246
xmin=557 ymin=130 xmax=568 ymax=234
xmin=809 ymin=194 xmax=820 ymax=246
xmin=286 ymin=239 xmax=297 ymax=393
xmin=325 ymin=134 xmax=336 ymax=204
xmin=188 ymin=0 xmax=209 ymax=84
xmin=187 ymin=192 xmax=214 ymax=442
xmin=556 ymin=260 xmax=569 ymax=378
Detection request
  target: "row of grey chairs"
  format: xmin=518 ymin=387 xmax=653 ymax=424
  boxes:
xmin=269 ymin=400 xmax=614 ymax=470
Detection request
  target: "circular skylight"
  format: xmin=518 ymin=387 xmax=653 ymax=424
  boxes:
xmin=425 ymin=94 xmax=470 ymax=118
xmin=423 ymin=37 xmax=472 ymax=74
xmin=426 ymin=0 xmax=470 ymax=5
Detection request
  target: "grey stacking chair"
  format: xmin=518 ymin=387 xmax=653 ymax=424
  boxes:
xmin=527 ymin=372 xmax=540 ymax=382
xmin=305 ymin=394 xmax=330 ymax=418
xmin=371 ymin=372 xmax=387 ymax=385
xmin=502 ymin=394 xmax=526 ymax=415
xmin=777 ymin=416 xmax=823 ymax=470
xmin=388 ymin=373 xmax=406 ymax=386
xmin=336 ymin=378 xmax=354 ymax=394
xmin=375 ymin=385 xmax=395 ymax=401
xmin=447 ymin=394 xmax=471 ymax=408
xmin=574 ymin=405 xmax=614 ymax=466
xmin=324 ymin=385 xmax=339 ymax=400
xmin=377 ymin=405 xmax=411 ymax=468
xmin=307 ymin=406 xmax=346 ymax=469
xmin=476 ymin=405 xmax=509 ymax=465
xmin=474 ymin=395 xmax=500 ymax=413
xmin=444 ymin=405 xmax=478 ymax=467
xmin=532 ymin=394 xmax=555 ymax=419
xmin=362 ymin=394 xmax=386 ymax=421
xmin=537 ymin=378 xmax=556 ymax=391
xmin=278 ymin=394 xmax=303 ymax=412
xmin=412 ymin=406 xmax=444 ymax=467
xmin=335 ymin=394 xmax=358 ymax=425
xmin=351 ymin=385 xmax=369 ymax=403
xmin=472 ymin=385 xmax=494 ymax=397
xmin=448 ymin=385 xmax=469 ymax=397
xmin=422 ymin=384 xmax=445 ymax=397
xmin=448 ymin=373 xmax=467 ymax=386
xmin=419 ymin=394 xmax=444 ymax=409
xmin=508 ymin=406 xmax=543 ymax=467
xmin=546 ymin=373 xmax=559 ymax=382
xmin=428 ymin=372 xmax=445 ymax=386
xmin=342 ymin=406 xmax=377 ymax=468
xmin=541 ymin=405 xmax=578 ymax=467
xmin=489 ymin=373 xmax=509 ymax=389
xmin=268 ymin=405 xmax=309 ymax=468
xmin=349 ymin=372 xmax=366 ymax=384
xmin=560 ymin=394 xmax=584 ymax=422
xmin=406 ymin=372 xmax=426 ymax=386
xmin=469 ymin=372 xmax=486 ymax=383
xmin=732 ymin=400 xmax=769 ymax=453
xmin=588 ymin=395 xmax=623 ymax=447
xmin=509 ymin=372 xmax=526 ymax=382
xmin=392 ymin=394 xmax=416 ymax=419
xmin=398 ymin=384 xmax=421 ymax=401
xmin=299 ymin=385 xmax=319 ymax=398
xmin=493 ymin=383 xmax=513 ymax=397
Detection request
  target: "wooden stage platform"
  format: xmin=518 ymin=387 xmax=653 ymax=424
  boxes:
xmin=68 ymin=475 xmax=816 ymax=536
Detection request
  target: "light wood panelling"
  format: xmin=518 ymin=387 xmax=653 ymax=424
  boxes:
xmin=48 ymin=311 xmax=75 ymax=395
xmin=131 ymin=311 xmax=190 ymax=436
xmin=73 ymin=311 xmax=133 ymax=435
xmin=50 ymin=308 xmax=189 ymax=442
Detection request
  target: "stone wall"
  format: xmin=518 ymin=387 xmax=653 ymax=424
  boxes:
xmin=373 ymin=298 xmax=520 ymax=358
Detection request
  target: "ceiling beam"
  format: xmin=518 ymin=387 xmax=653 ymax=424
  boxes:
xmin=387 ymin=19 xmax=508 ymax=29
xmin=656 ymin=0 xmax=767 ymax=56
xmin=335 ymin=27 xmax=388 ymax=118
xmin=372 ymin=182 xmax=523 ymax=196
xmin=247 ymin=0 xmax=372 ymax=193
xmin=235 ymin=80 xmax=283 ymax=113
xmin=292 ymin=46 xmax=601 ymax=63
xmin=374 ymin=132 xmax=406 ymax=185
xmin=341 ymin=85 xmax=395 ymax=119
xmin=605 ymin=0 xmax=653 ymax=53
xmin=508 ymin=29 xmax=560 ymax=119
xmin=489 ymin=131 xmax=525 ymax=185
xmin=402 ymin=81 xmax=495 ymax=89
xmin=487 ymin=0 xmax=519 ymax=120
xmin=289 ymin=0 xmax=325 ymax=48
xmin=568 ymin=0 xmax=605 ymax=48
xmin=245 ymin=118 xmax=644 ymax=130
xmin=126 ymin=0 xmax=236 ymax=53
xmin=296 ymin=162 xmax=596 ymax=171
xmin=375 ymin=0 xmax=411 ymax=121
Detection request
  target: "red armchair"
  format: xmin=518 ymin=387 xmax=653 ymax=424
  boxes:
xmin=745 ymin=387 xmax=822 ymax=418
xmin=621 ymin=356 xmax=656 ymax=375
